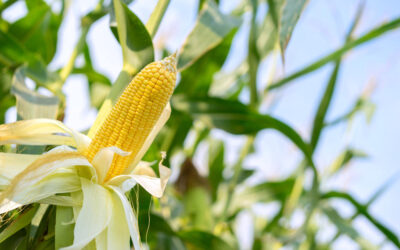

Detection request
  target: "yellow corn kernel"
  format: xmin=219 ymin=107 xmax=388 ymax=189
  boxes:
xmin=84 ymin=54 xmax=177 ymax=181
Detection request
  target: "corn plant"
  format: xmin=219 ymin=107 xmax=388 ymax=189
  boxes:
xmin=0 ymin=0 xmax=399 ymax=249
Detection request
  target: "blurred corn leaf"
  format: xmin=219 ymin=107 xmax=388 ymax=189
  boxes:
xmin=310 ymin=3 xmax=364 ymax=152
xmin=8 ymin=0 xmax=63 ymax=64
xmin=209 ymin=61 xmax=248 ymax=98
xmin=177 ymin=28 xmax=238 ymax=96
xmin=268 ymin=16 xmax=400 ymax=90
xmin=147 ymin=212 xmax=230 ymax=250
xmin=322 ymin=206 xmax=377 ymax=249
xmin=327 ymin=148 xmax=368 ymax=176
xmin=0 ymin=30 xmax=38 ymax=67
xmin=321 ymin=191 xmax=400 ymax=248
xmin=178 ymin=0 xmax=241 ymax=70
xmin=278 ymin=0 xmax=308 ymax=54
xmin=310 ymin=62 xmax=340 ymax=151
xmin=73 ymin=43 xmax=112 ymax=108
xmin=108 ymin=0 xmax=154 ymax=104
xmin=261 ymin=0 xmax=308 ymax=59
xmin=183 ymin=187 xmax=213 ymax=230
xmin=161 ymin=113 xmax=193 ymax=161
xmin=233 ymin=178 xmax=295 ymax=210
xmin=237 ymin=168 xmax=256 ymax=184
xmin=171 ymin=95 xmax=313 ymax=164
xmin=208 ymin=140 xmax=225 ymax=201
xmin=257 ymin=7 xmax=279 ymax=60
xmin=112 ymin=0 xmax=154 ymax=74
xmin=0 ymin=29 xmax=62 ymax=93
xmin=0 ymin=68 xmax=14 ymax=123
xmin=178 ymin=230 xmax=232 ymax=250
xmin=327 ymin=97 xmax=376 ymax=127
xmin=104 ymin=0 xmax=154 ymax=106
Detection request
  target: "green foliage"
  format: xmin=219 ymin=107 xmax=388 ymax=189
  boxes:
xmin=0 ymin=0 xmax=399 ymax=249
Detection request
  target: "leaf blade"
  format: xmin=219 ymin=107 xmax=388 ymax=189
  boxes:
xmin=268 ymin=17 xmax=400 ymax=91
xmin=177 ymin=0 xmax=241 ymax=70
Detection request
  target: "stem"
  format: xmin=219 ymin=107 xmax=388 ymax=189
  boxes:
xmin=59 ymin=0 xmax=106 ymax=84
xmin=59 ymin=25 xmax=90 ymax=82
xmin=220 ymin=1 xmax=260 ymax=215
xmin=146 ymin=0 xmax=171 ymax=38
xmin=221 ymin=136 xmax=254 ymax=219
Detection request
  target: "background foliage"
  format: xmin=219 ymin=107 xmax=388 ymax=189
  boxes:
xmin=0 ymin=0 xmax=399 ymax=249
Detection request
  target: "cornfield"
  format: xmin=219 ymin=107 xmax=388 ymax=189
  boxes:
xmin=0 ymin=0 xmax=399 ymax=249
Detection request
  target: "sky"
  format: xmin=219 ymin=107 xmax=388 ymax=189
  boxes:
xmin=3 ymin=0 xmax=400 ymax=249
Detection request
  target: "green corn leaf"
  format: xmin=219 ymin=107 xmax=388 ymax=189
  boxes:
xmin=177 ymin=0 xmax=241 ymax=70
xmin=182 ymin=187 xmax=213 ymax=231
xmin=171 ymin=95 xmax=313 ymax=166
xmin=72 ymin=67 xmax=111 ymax=108
xmin=234 ymin=178 xmax=295 ymax=209
xmin=321 ymin=191 xmax=400 ymax=248
xmin=106 ymin=0 xmax=154 ymax=104
xmin=0 ymin=29 xmax=61 ymax=93
xmin=25 ymin=0 xmax=50 ymax=10
xmin=310 ymin=3 xmax=364 ymax=151
xmin=327 ymin=148 xmax=368 ymax=176
xmin=0 ymin=0 xmax=19 ymax=14
xmin=31 ymin=205 xmax=55 ymax=249
xmin=55 ymin=206 xmax=74 ymax=249
xmin=178 ymin=230 xmax=232 ymax=250
xmin=209 ymin=61 xmax=248 ymax=98
xmin=72 ymin=43 xmax=112 ymax=108
xmin=267 ymin=16 xmax=400 ymax=91
xmin=262 ymin=0 xmax=308 ymax=58
xmin=279 ymin=0 xmax=308 ymax=54
xmin=148 ymin=213 xmax=176 ymax=236
xmin=159 ymin=113 xmax=192 ymax=162
xmin=248 ymin=0 xmax=260 ymax=106
xmin=0 ymin=230 xmax=26 ymax=250
xmin=257 ymin=7 xmax=279 ymax=60
xmin=310 ymin=62 xmax=340 ymax=151
xmin=9 ymin=0 xmax=62 ymax=64
xmin=0 ymin=30 xmax=38 ymax=67
xmin=177 ymin=28 xmax=238 ymax=96
xmin=366 ymin=173 xmax=400 ymax=208
xmin=0 ymin=205 xmax=39 ymax=244
xmin=266 ymin=0 xmax=280 ymax=31
xmin=112 ymin=0 xmax=154 ymax=75
xmin=0 ymin=69 xmax=15 ymax=124
xmin=327 ymin=97 xmax=376 ymax=127
xmin=237 ymin=169 xmax=255 ymax=184
xmin=323 ymin=206 xmax=378 ymax=249
xmin=143 ymin=213 xmax=185 ymax=249
xmin=208 ymin=140 xmax=225 ymax=201
xmin=129 ymin=186 xmax=152 ymax=239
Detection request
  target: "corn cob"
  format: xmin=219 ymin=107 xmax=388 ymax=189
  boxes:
xmin=84 ymin=54 xmax=177 ymax=181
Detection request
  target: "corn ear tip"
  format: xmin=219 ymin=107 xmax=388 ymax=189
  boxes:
xmin=161 ymin=52 xmax=178 ymax=73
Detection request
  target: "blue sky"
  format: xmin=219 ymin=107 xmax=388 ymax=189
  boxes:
xmin=4 ymin=0 xmax=400 ymax=249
